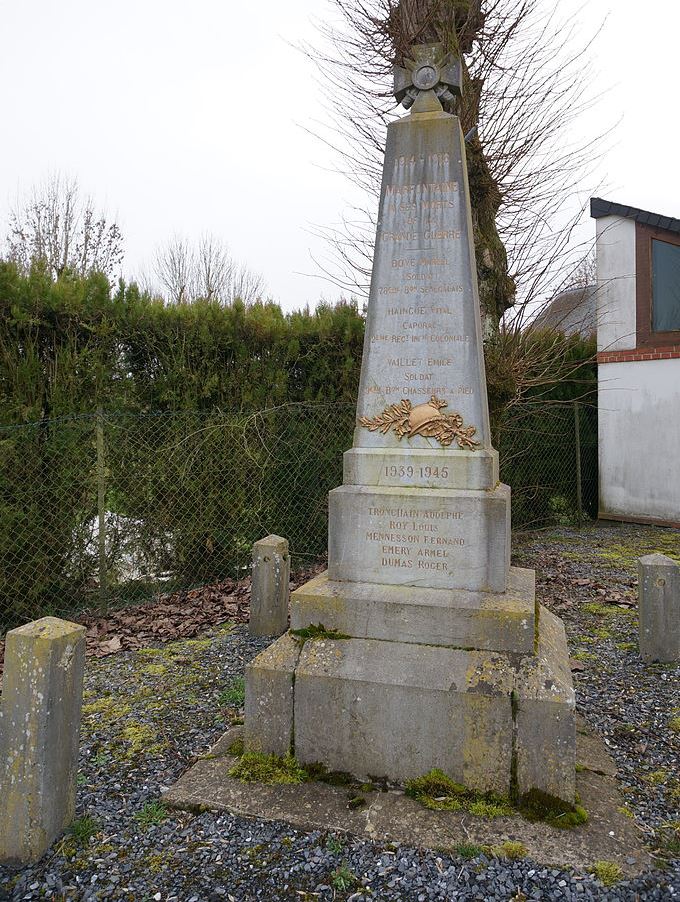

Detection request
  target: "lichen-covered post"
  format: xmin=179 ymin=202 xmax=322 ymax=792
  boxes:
xmin=249 ymin=535 xmax=290 ymax=637
xmin=0 ymin=617 xmax=86 ymax=866
xmin=638 ymin=554 xmax=680 ymax=663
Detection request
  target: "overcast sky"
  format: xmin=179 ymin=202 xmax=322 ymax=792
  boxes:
xmin=1 ymin=0 xmax=677 ymax=311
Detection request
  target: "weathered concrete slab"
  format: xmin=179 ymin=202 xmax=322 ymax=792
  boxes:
xmin=246 ymin=604 xmax=574 ymax=800
xmin=328 ymin=483 xmax=510 ymax=592
xmin=638 ymin=553 xmax=680 ymax=663
xmin=249 ymin=534 xmax=290 ymax=637
xmin=290 ymin=567 xmax=536 ymax=653
xmin=344 ymin=447 xmax=499 ymax=491
xmin=515 ymin=608 xmax=575 ymax=801
xmin=244 ymin=633 xmax=300 ymax=757
xmin=0 ymin=617 xmax=86 ymax=867
xmin=163 ymin=723 xmax=651 ymax=878
xmin=294 ymin=637 xmax=514 ymax=791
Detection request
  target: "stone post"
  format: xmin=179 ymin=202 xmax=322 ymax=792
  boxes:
xmin=638 ymin=554 xmax=680 ymax=663
xmin=0 ymin=617 xmax=86 ymax=866
xmin=249 ymin=535 xmax=290 ymax=637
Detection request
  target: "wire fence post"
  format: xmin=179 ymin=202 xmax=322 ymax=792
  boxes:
xmin=574 ymin=400 xmax=583 ymax=526
xmin=96 ymin=406 xmax=107 ymax=613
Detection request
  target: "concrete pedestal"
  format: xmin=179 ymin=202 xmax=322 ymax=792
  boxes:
xmin=245 ymin=606 xmax=575 ymax=802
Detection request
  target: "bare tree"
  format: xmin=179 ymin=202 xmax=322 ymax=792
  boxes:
xmin=304 ymin=0 xmax=608 ymax=331
xmin=5 ymin=174 xmax=123 ymax=280
xmin=154 ymin=236 xmax=195 ymax=305
xmin=152 ymin=233 xmax=267 ymax=305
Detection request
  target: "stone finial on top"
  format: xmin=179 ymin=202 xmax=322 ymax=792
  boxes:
xmin=394 ymin=43 xmax=462 ymax=114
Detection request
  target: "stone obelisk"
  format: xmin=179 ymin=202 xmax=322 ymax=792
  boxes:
xmin=245 ymin=44 xmax=576 ymax=803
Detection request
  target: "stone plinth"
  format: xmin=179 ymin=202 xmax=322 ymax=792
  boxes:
xmin=246 ymin=605 xmax=574 ymax=801
xmin=0 ymin=617 xmax=86 ymax=867
xmin=638 ymin=553 xmax=680 ymax=663
xmin=249 ymin=534 xmax=290 ymax=637
xmin=344 ymin=447 xmax=499 ymax=491
xmin=290 ymin=567 xmax=536 ymax=653
xmin=328 ymin=483 xmax=510 ymax=592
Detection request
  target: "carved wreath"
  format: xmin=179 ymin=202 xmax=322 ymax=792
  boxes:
xmin=359 ymin=395 xmax=480 ymax=450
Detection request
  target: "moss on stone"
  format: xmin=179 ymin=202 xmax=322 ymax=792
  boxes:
xmin=291 ymin=623 xmax=351 ymax=643
xmin=82 ymin=696 xmax=132 ymax=721
xmin=229 ymin=750 xmax=308 ymax=785
xmin=405 ymin=769 xmax=513 ymax=818
xmin=518 ymin=789 xmax=588 ymax=829
xmin=227 ymin=737 xmax=245 ymax=757
xmin=494 ymin=840 xmax=528 ymax=860
xmin=142 ymin=663 xmax=168 ymax=676
xmin=592 ymin=860 xmax=623 ymax=886
xmin=668 ymin=717 xmax=680 ymax=734
xmin=119 ymin=723 xmax=167 ymax=759
xmin=644 ymin=769 xmax=668 ymax=785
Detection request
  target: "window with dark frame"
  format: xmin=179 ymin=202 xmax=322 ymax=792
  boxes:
xmin=652 ymin=237 xmax=680 ymax=332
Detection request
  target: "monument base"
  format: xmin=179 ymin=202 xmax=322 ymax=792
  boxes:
xmin=244 ymin=607 xmax=576 ymax=803
xmin=290 ymin=568 xmax=536 ymax=653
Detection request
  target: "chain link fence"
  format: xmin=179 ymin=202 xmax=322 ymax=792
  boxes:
xmin=0 ymin=400 xmax=596 ymax=632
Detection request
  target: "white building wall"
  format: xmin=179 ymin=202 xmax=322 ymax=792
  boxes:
xmin=599 ymin=358 xmax=680 ymax=523
xmin=595 ymin=216 xmax=637 ymax=352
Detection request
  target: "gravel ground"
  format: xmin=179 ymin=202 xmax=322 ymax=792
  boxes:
xmin=1 ymin=524 xmax=679 ymax=901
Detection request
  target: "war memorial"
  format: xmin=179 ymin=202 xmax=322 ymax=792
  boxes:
xmin=244 ymin=43 xmax=576 ymax=804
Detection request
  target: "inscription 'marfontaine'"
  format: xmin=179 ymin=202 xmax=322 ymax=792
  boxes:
xmin=359 ymin=395 xmax=479 ymax=449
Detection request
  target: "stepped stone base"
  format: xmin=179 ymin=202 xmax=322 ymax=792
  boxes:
xmin=244 ymin=607 xmax=576 ymax=803
xmin=290 ymin=567 xmax=536 ymax=654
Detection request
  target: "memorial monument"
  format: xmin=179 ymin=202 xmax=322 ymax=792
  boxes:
xmin=245 ymin=44 xmax=575 ymax=803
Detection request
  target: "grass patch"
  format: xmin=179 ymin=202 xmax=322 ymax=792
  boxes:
xmin=68 ymin=815 xmax=99 ymax=846
xmin=218 ymin=677 xmax=245 ymax=708
xmin=291 ymin=623 xmax=350 ymax=642
xmin=454 ymin=843 xmax=485 ymax=860
xmin=572 ymin=651 xmax=597 ymax=662
xmin=616 ymin=642 xmax=636 ymax=651
xmin=592 ymin=860 xmax=623 ymax=886
xmin=656 ymin=822 xmax=680 ymax=858
xmin=229 ymin=750 xmax=308 ymax=785
xmin=669 ymin=717 xmax=680 ymax=734
xmin=330 ymin=863 xmax=357 ymax=892
xmin=405 ymin=769 xmax=513 ymax=818
xmin=134 ymin=801 xmax=168 ymax=828
xmin=326 ymin=835 xmax=344 ymax=854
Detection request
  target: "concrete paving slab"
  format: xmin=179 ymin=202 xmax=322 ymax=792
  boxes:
xmin=164 ymin=723 xmax=651 ymax=878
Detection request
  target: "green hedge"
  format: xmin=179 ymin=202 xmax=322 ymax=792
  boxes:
xmin=0 ymin=261 xmax=365 ymax=421
xmin=0 ymin=263 xmax=597 ymax=630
